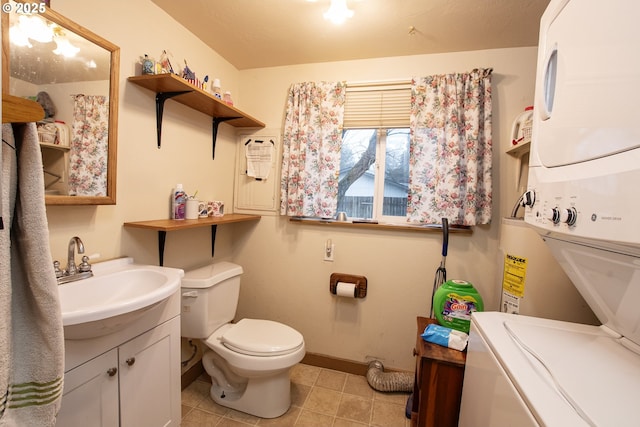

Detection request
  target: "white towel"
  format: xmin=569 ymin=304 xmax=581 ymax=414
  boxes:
xmin=0 ymin=123 xmax=64 ymax=426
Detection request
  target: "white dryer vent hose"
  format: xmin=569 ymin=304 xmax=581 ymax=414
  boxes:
xmin=366 ymin=360 xmax=414 ymax=392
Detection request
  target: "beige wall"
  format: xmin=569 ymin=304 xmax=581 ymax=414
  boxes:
xmin=41 ymin=0 xmax=538 ymax=371
xmin=46 ymin=0 xmax=243 ymax=268
xmin=235 ymin=49 xmax=538 ymax=370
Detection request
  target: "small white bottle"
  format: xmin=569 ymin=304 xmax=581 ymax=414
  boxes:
xmin=223 ymin=91 xmax=233 ymax=106
xmin=173 ymin=184 xmax=187 ymax=220
xmin=212 ymin=78 xmax=222 ymax=100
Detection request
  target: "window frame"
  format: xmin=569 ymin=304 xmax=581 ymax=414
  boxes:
xmin=338 ymin=80 xmax=412 ymax=224
xmin=339 ymin=127 xmax=410 ymax=225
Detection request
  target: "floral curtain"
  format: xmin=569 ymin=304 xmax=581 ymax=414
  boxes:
xmin=69 ymin=95 xmax=109 ymax=196
xmin=280 ymin=82 xmax=346 ymax=217
xmin=407 ymin=69 xmax=493 ymax=225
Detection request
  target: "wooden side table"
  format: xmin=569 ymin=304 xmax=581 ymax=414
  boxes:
xmin=411 ymin=317 xmax=467 ymax=427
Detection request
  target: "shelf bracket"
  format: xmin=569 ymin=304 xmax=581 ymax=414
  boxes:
xmin=158 ymin=230 xmax=167 ymax=266
xmin=212 ymin=117 xmax=240 ymax=159
xmin=211 ymin=224 xmax=218 ymax=258
xmin=155 ymin=91 xmax=192 ymax=148
xmin=156 ymin=225 xmax=216 ymax=265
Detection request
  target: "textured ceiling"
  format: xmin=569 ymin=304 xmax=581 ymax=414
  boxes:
xmin=8 ymin=11 xmax=111 ymax=85
xmin=151 ymin=0 xmax=550 ymax=70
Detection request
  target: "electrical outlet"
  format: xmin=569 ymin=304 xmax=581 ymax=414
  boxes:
xmin=324 ymin=240 xmax=334 ymax=261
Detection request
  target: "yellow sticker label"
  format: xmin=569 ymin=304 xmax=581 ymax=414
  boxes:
xmin=502 ymin=253 xmax=527 ymax=298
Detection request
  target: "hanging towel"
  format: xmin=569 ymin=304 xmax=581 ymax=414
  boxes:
xmin=0 ymin=123 xmax=64 ymax=426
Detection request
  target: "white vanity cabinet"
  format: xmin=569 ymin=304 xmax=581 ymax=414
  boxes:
xmin=56 ymin=349 xmax=119 ymax=426
xmin=57 ymin=291 xmax=181 ymax=426
xmin=119 ymin=316 xmax=180 ymax=427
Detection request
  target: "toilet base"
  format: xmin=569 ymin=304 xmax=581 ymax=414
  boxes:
xmin=208 ymin=368 xmax=292 ymax=418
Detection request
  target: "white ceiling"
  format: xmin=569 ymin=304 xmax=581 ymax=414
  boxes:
xmin=151 ymin=0 xmax=550 ymax=70
xmin=9 ymin=11 xmax=111 ymax=85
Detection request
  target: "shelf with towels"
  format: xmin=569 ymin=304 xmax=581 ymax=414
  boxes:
xmin=123 ymin=214 xmax=261 ymax=266
xmin=127 ymin=74 xmax=265 ymax=158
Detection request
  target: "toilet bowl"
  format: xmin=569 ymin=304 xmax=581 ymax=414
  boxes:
xmin=180 ymin=262 xmax=305 ymax=418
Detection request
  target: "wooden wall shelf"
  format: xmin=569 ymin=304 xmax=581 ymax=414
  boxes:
xmin=40 ymin=142 xmax=70 ymax=152
xmin=506 ymin=140 xmax=530 ymax=157
xmin=124 ymin=214 xmax=260 ymax=266
xmin=128 ymin=74 xmax=265 ymax=158
xmin=2 ymin=94 xmax=45 ymax=123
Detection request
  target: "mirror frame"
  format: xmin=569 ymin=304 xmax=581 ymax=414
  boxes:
xmin=2 ymin=2 xmax=120 ymax=205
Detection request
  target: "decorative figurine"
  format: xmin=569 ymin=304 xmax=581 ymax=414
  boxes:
xmin=159 ymin=50 xmax=174 ymax=74
xmin=141 ymin=54 xmax=154 ymax=75
xmin=182 ymin=60 xmax=196 ymax=80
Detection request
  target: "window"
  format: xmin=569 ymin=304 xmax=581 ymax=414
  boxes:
xmin=338 ymin=82 xmax=411 ymax=223
xmin=338 ymin=128 xmax=410 ymax=222
xmin=281 ymin=72 xmax=492 ymax=225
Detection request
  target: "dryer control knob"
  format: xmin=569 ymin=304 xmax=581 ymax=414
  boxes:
xmin=546 ymin=208 xmax=560 ymax=224
xmin=560 ymin=207 xmax=577 ymax=226
xmin=522 ymin=190 xmax=536 ymax=207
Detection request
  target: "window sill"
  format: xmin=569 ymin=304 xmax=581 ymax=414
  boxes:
xmin=288 ymin=217 xmax=472 ymax=234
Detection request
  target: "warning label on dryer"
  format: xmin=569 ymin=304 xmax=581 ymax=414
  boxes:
xmin=501 ymin=254 xmax=528 ymax=314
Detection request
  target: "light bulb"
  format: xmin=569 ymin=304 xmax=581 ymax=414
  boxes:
xmin=323 ymin=0 xmax=354 ymax=25
xmin=18 ymin=15 xmax=54 ymax=43
xmin=9 ymin=26 xmax=32 ymax=47
xmin=53 ymin=38 xmax=80 ymax=57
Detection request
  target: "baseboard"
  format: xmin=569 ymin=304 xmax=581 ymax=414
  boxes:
xmin=180 ymin=352 xmax=406 ymax=390
xmin=301 ymin=353 xmax=371 ymax=376
xmin=181 ymin=360 xmax=204 ymax=390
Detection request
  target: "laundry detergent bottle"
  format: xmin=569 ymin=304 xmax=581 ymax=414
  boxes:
xmin=433 ymin=279 xmax=484 ymax=333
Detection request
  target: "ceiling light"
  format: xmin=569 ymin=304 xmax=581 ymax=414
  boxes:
xmin=324 ymin=0 xmax=354 ymax=25
xmin=53 ymin=38 xmax=80 ymax=57
xmin=14 ymin=14 xmax=54 ymax=43
xmin=9 ymin=25 xmax=32 ymax=48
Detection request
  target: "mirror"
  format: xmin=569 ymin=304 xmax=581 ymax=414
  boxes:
xmin=2 ymin=1 xmax=119 ymax=205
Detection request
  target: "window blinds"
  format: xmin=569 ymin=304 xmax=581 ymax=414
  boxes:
xmin=342 ymin=81 xmax=412 ymax=129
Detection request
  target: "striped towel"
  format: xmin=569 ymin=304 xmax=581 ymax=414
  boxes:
xmin=1 ymin=123 xmax=64 ymax=426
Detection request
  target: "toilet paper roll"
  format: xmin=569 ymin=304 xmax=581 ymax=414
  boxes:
xmin=336 ymin=282 xmax=357 ymax=298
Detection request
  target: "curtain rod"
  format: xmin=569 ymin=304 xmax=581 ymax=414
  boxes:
xmin=345 ymin=79 xmax=411 ymax=89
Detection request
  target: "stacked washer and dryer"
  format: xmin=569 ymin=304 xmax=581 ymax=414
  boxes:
xmin=458 ymin=1 xmax=640 ymax=426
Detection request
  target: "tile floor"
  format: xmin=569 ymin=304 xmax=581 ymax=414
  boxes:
xmin=181 ymin=363 xmax=412 ymax=427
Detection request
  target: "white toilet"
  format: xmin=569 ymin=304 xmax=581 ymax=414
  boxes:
xmin=180 ymin=261 xmax=305 ymax=418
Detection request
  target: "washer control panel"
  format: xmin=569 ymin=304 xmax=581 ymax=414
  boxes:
xmin=544 ymin=206 xmax=577 ymax=226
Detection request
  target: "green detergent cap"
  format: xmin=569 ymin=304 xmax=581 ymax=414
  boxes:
xmin=433 ymin=279 xmax=484 ymax=333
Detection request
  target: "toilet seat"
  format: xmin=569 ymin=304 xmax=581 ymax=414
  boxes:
xmin=220 ymin=319 xmax=304 ymax=356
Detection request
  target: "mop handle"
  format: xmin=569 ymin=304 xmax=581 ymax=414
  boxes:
xmin=442 ymin=218 xmax=449 ymax=257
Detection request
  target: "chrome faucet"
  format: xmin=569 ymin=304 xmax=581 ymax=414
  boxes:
xmin=66 ymin=236 xmax=85 ymax=276
xmin=54 ymin=236 xmax=93 ymax=285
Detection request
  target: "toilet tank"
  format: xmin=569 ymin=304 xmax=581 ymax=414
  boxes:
xmin=180 ymin=261 xmax=243 ymax=339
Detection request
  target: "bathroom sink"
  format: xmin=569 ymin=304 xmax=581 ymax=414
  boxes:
xmin=59 ymin=257 xmax=183 ymax=340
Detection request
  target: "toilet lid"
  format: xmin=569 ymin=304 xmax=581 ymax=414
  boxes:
xmin=221 ymin=319 xmax=304 ymax=356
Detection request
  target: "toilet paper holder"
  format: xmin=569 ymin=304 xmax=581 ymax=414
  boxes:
xmin=330 ymin=273 xmax=367 ymax=298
